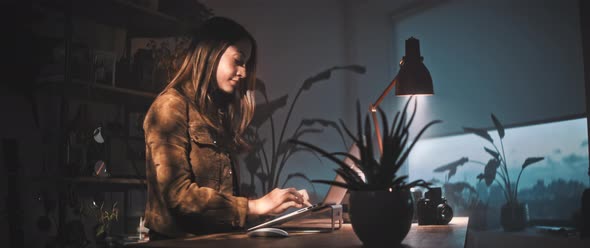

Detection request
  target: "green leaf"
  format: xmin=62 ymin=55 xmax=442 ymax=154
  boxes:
xmin=483 ymin=159 xmax=500 ymax=186
xmin=484 ymin=147 xmax=499 ymax=159
xmin=329 ymin=152 xmax=363 ymax=170
xmin=521 ymin=157 xmax=544 ymax=170
xmin=491 ymin=113 xmax=505 ymax=139
xmin=96 ymin=224 xmax=105 ymax=237
xmin=463 ymin=127 xmax=493 ymax=143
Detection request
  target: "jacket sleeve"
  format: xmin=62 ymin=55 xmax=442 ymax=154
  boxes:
xmin=144 ymin=94 xmax=249 ymax=229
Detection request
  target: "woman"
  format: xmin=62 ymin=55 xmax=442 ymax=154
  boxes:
xmin=143 ymin=17 xmax=311 ymax=240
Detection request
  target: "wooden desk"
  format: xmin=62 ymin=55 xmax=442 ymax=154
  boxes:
xmin=128 ymin=217 xmax=468 ymax=248
xmin=465 ymin=226 xmax=590 ymax=248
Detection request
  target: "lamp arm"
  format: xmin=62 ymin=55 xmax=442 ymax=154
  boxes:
xmin=369 ymin=74 xmax=399 ymax=154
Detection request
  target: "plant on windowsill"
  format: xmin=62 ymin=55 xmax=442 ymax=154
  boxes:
xmin=289 ymin=96 xmax=441 ymax=246
xmin=463 ymin=114 xmax=544 ymax=231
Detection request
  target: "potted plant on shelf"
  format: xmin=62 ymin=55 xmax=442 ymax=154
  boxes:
xmin=463 ymin=114 xmax=544 ymax=231
xmin=85 ymin=201 xmax=119 ymax=245
xmin=290 ymin=96 xmax=440 ymax=246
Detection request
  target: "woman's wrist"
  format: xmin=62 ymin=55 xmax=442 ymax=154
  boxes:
xmin=247 ymin=199 xmax=259 ymax=215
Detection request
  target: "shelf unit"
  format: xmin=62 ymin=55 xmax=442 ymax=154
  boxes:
xmin=34 ymin=0 xmax=192 ymax=38
xmin=36 ymin=75 xmax=158 ymax=106
xmin=64 ymin=177 xmax=147 ymax=190
xmin=32 ymin=0 xmax=212 ymax=242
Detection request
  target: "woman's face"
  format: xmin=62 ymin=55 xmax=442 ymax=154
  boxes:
xmin=215 ymin=39 xmax=252 ymax=94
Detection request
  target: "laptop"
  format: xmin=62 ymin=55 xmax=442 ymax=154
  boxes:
xmin=246 ymin=143 xmax=362 ymax=231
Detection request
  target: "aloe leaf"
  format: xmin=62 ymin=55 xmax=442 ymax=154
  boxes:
xmin=463 ymin=127 xmax=493 ymax=143
xmin=404 ymin=179 xmax=431 ymax=189
xmin=377 ymin=107 xmax=390 ymax=147
xmin=391 ymin=175 xmax=409 ymax=186
xmin=521 ymin=157 xmax=544 ymax=169
xmin=394 ymin=96 xmax=413 ymax=140
xmin=339 ymin=119 xmax=360 ymax=145
xmin=281 ymin=173 xmax=318 ymax=195
xmin=329 ymin=152 xmax=363 ymax=170
xmin=405 ymin=97 xmax=418 ymax=130
xmin=363 ymin=115 xmax=374 ymax=168
xmin=491 ymin=113 xmax=505 ymax=139
xmin=335 ymin=168 xmax=363 ymax=185
xmin=396 ymin=120 xmax=442 ymax=174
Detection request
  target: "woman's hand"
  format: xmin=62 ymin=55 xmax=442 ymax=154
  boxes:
xmin=247 ymin=188 xmax=312 ymax=216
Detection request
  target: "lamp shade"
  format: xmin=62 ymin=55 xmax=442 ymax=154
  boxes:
xmin=395 ymin=37 xmax=434 ymax=96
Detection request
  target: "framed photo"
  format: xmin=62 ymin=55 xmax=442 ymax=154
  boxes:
xmin=93 ymin=50 xmax=117 ymax=86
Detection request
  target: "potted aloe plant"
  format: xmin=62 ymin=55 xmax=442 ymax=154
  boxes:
xmin=463 ymin=114 xmax=544 ymax=231
xmin=290 ymin=96 xmax=440 ymax=246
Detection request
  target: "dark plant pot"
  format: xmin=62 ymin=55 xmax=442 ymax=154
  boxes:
xmin=500 ymin=202 xmax=529 ymax=232
xmin=468 ymin=203 xmax=488 ymax=230
xmin=349 ymin=189 xmax=413 ymax=247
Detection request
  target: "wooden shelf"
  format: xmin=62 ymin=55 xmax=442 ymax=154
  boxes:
xmin=33 ymin=175 xmax=147 ymax=190
xmin=66 ymin=176 xmax=146 ymax=185
xmin=36 ymin=75 xmax=158 ymax=106
xmin=64 ymin=176 xmax=147 ymax=191
xmin=34 ymin=0 xmax=194 ymax=37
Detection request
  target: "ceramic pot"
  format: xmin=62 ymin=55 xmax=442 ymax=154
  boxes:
xmin=500 ymin=202 xmax=529 ymax=231
xmin=349 ymin=189 xmax=413 ymax=247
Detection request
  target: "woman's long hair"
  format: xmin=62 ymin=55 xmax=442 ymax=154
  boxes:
xmin=161 ymin=16 xmax=257 ymax=152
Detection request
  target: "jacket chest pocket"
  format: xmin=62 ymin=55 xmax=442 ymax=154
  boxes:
xmin=188 ymin=126 xmax=231 ymax=190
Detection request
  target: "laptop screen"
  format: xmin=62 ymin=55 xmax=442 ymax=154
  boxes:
xmin=321 ymin=143 xmax=363 ymax=205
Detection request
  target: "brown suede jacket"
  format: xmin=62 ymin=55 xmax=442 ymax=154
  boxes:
xmin=143 ymin=87 xmax=249 ymax=238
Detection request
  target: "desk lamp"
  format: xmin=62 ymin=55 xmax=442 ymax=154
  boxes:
xmin=369 ymin=37 xmax=434 ymax=153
